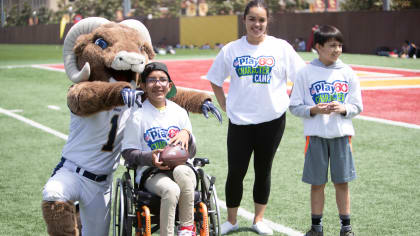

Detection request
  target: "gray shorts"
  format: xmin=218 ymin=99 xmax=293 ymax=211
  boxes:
xmin=302 ymin=136 xmax=356 ymax=185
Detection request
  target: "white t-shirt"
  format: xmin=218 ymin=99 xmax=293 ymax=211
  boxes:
xmin=62 ymin=106 xmax=130 ymax=175
xmin=206 ymin=35 xmax=306 ymax=125
xmin=122 ymin=99 xmax=194 ymax=183
xmin=122 ymin=99 xmax=193 ymax=155
xmin=289 ymin=59 xmax=363 ymax=138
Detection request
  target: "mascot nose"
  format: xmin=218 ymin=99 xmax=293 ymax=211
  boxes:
xmin=112 ymin=51 xmax=146 ymax=72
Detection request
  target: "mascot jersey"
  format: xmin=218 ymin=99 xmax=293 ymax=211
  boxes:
xmin=206 ymin=35 xmax=306 ymax=125
xmin=62 ymin=106 xmax=129 ymax=175
xmin=289 ymin=59 xmax=363 ymax=138
xmin=122 ymin=98 xmax=193 ymax=181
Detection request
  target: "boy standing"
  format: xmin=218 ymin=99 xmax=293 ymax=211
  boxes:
xmin=289 ymin=25 xmax=363 ymax=236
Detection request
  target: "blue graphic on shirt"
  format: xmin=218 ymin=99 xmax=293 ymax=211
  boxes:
xmin=233 ymin=56 xmax=275 ymax=84
xmin=309 ymin=80 xmax=349 ymax=104
xmin=144 ymin=126 xmax=180 ymax=150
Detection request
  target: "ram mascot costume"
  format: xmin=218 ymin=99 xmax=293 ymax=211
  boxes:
xmin=41 ymin=17 xmax=221 ymax=236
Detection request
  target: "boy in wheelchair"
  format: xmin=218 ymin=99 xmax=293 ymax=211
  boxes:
xmin=121 ymin=62 xmax=198 ymax=236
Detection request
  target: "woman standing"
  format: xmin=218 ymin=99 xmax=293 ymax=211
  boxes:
xmin=206 ymin=0 xmax=305 ymax=235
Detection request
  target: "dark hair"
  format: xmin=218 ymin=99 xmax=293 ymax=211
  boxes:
xmin=243 ymin=0 xmax=269 ymax=20
xmin=313 ymin=25 xmax=343 ymax=46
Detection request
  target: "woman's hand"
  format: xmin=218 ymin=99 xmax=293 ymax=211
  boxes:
xmin=152 ymin=149 xmax=170 ymax=170
xmin=169 ymin=129 xmax=190 ymax=151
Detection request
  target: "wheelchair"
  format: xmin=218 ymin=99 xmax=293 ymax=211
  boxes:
xmin=113 ymin=157 xmax=221 ymax=236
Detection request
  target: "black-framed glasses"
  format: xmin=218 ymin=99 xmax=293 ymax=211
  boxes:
xmin=146 ymin=77 xmax=169 ymax=85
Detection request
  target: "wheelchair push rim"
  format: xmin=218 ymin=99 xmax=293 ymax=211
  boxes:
xmin=113 ymin=178 xmax=125 ymax=236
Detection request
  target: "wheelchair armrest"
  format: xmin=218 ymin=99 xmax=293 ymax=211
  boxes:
xmin=193 ymin=158 xmax=209 ymax=167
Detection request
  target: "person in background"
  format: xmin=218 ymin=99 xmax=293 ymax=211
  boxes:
xmin=206 ymin=0 xmax=306 ymax=235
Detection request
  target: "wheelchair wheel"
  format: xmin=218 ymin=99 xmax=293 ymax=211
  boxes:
xmin=206 ymin=178 xmax=221 ymax=236
xmin=122 ymin=172 xmax=134 ymax=236
xmin=113 ymin=176 xmax=134 ymax=236
xmin=198 ymin=169 xmax=221 ymax=236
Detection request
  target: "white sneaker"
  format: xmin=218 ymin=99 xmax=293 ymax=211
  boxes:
xmin=252 ymin=221 xmax=273 ymax=235
xmin=220 ymin=221 xmax=239 ymax=235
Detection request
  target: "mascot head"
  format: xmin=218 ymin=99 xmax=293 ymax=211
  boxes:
xmin=63 ymin=17 xmax=155 ymax=84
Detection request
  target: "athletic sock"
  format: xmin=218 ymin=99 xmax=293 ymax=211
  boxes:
xmin=311 ymin=214 xmax=323 ymax=232
xmin=339 ymin=214 xmax=352 ymax=232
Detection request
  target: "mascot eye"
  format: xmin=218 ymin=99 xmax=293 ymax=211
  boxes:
xmin=94 ymin=38 xmax=108 ymax=49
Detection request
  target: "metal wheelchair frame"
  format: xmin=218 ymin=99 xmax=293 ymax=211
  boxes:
xmin=113 ymin=157 xmax=221 ymax=236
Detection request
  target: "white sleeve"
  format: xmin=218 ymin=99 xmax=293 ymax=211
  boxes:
xmin=289 ymin=70 xmax=312 ymax=118
xmin=206 ymin=47 xmax=229 ymax=87
xmin=121 ymin=109 xmax=143 ymax=151
xmin=285 ymin=43 xmax=306 ymax=83
xmin=344 ymin=70 xmax=363 ymax=118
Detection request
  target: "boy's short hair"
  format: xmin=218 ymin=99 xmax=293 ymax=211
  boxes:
xmin=314 ymin=25 xmax=343 ymax=46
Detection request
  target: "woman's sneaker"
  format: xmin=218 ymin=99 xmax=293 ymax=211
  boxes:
xmin=252 ymin=221 xmax=273 ymax=235
xmin=220 ymin=221 xmax=239 ymax=235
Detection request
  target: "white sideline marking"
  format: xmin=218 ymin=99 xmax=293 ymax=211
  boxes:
xmin=9 ymin=109 xmax=23 ymax=113
xmin=356 ymin=115 xmax=420 ymax=129
xmin=47 ymin=105 xmax=61 ymax=110
xmin=0 ymin=107 xmax=68 ymax=140
xmin=218 ymin=200 xmax=304 ymax=236
xmin=361 ymin=85 xmax=420 ymax=90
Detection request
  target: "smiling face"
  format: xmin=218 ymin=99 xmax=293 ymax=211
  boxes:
xmin=143 ymin=70 xmax=172 ymax=108
xmin=315 ymin=39 xmax=343 ymax=66
xmin=244 ymin=6 xmax=268 ymax=45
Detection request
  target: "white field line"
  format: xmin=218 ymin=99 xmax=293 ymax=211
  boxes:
xmin=0 ymin=107 xmax=68 ymax=140
xmin=0 ymin=65 xmax=33 ymax=69
xmin=361 ymin=85 xmax=420 ymax=90
xmin=0 ymin=106 xmax=304 ymax=235
xmin=349 ymin=63 xmax=420 ymax=73
xmin=31 ymin=64 xmax=67 ymax=73
xmin=359 ymin=76 xmax=420 ymax=81
xmin=218 ymin=200 xmax=304 ymax=236
xmin=356 ymin=115 xmax=420 ymax=129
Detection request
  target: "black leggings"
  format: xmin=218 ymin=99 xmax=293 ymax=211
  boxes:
xmin=225 ymin=114 xmax=286 ymax=208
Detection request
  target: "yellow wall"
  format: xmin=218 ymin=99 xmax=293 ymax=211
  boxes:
xmin=180 ymin=15 xmax=238 ymax=48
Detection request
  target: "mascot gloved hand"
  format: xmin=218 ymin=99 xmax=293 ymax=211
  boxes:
xmin=202 ymin=99 xmax=222 ymax=123
xmin=41 ymin=17 xmax=220 ymax=236
xmin=121 ymin=88 xmax=143 ymax=108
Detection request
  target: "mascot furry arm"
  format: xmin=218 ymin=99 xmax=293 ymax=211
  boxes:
xmin=63 ymin=17 xmax=221 ymax=121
